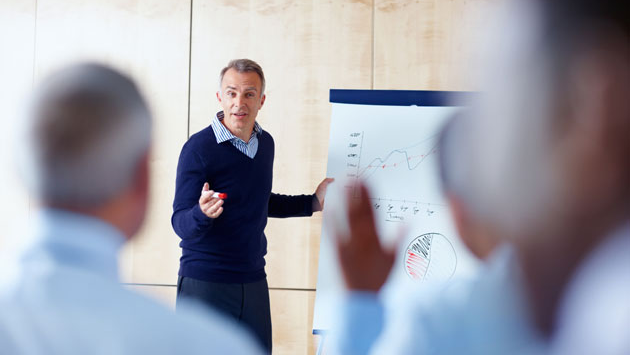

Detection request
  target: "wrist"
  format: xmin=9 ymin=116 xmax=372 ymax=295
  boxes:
xmin=312 ymin=194 xmax=322 ymax=212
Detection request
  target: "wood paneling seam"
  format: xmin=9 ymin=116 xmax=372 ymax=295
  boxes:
xmin=371 ymin=0 xmax=375 ymax=89
xmin=122 ymin=283 xmax=316 ymax=292
xmin=186 ymin=0 xmax=193 ymax=139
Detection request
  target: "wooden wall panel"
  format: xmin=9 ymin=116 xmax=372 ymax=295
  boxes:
xmin=31 ymin=0 xmax=191 ymax=284
xmin=0 ymin=0 xmax=36 ymax=253
xmin=270 ymin=289 xmax=317 ymax=355
xmin=189 ymin=0 xmax=373 ymax=290
xmin=374 ymin=0 xmax=494 ymax=90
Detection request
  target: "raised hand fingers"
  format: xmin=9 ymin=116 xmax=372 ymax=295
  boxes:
xmin=346 ymin=183 xmax=378 ymax=245
xmin=335 ymin=182 xmax=395 ymax=291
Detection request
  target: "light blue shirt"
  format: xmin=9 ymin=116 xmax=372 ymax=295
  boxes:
xmin=550 ymin=223 xmax=630 ymax=355
xmin=0 ymin=209 xmax=263 ymax=355
xmin=211 ymin=111 xmax=263 ymax=159
xmin=331 ymin=245 xmax=545 ymax=355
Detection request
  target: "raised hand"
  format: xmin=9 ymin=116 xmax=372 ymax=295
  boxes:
xmin=335 ymin=183 xmax=396 ymax=292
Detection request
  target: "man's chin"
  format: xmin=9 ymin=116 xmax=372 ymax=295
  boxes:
xmin=232 ymin=123 xmax=246 ymax=132
xmin=225 ymin=121 xmax=251 ymax=137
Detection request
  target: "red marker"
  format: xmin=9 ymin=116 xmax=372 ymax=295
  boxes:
xmin=203 ymin=191 xmax=228 ymax=199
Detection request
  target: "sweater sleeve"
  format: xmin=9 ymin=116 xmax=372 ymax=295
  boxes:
xmin=171 ymin=141 xmax=214 ymax=239
xmin=268 ymin=193 xmax=316 ymax=218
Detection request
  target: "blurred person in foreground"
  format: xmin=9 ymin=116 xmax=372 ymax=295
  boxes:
xmin=332 ymin=113 xmax=523 ymax=355
xmin=0 ymin=63 xmax=263 ymax=354
xmin=470 ymin=0 xmax=629 ymax=353
xmin=332 ymin=0 xmax=629 ymax=354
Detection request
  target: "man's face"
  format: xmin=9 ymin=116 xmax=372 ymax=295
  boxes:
xmin=216 ymin=68 xmax=265 ymax=141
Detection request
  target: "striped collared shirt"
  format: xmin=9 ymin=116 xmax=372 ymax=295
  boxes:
xmin=210 ymin=111 xmax=263 ymax=159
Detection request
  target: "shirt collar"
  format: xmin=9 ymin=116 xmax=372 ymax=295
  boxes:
xmin=211 ymin=111 xmax=262 ymax=144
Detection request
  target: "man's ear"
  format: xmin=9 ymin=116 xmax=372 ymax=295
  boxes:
xmin=216 ymin=91 xmax=222 ymax=103
xmin=115 ymin=149 xmax=151 ymax=241
xmin=134 ymin=149 xmax=150 ymax=200
xmin=447 ymin=192 xmax=486 ymax=259
xmin=260 ymin=94 xmax=266 ymax=108
xmin=447 ymin=192 xmax=470 ymax=243
xmin=569 ymin=37 xmax=629 ymax=153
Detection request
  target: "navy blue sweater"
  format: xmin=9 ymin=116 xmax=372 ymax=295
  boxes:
xmin=172 ymin=125 xmax=315 ymax=283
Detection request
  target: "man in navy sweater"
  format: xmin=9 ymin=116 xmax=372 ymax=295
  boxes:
xmin=172 ymin=58 xmax=333 ymax=353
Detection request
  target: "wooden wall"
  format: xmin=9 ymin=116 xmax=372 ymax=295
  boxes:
xmin=0 ymin=1 xmax=494 ymax=354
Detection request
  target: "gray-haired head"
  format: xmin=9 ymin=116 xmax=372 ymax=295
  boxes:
xmin=19 ymin=63 xmax=152 ymax=208
xmin=466 ymin=0 xmax=629 ymax=235
xmin=219 ymin=59 xmax=266 ymax=97
xmin=436 ymin=110 xmax=475 ymax=208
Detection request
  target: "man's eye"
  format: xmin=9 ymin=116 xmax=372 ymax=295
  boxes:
xmin=246 ymin=93 xmax=254 ymax=98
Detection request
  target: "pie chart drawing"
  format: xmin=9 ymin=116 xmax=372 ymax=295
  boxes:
xmin=404 ymin=232 xmax=457 ymax=282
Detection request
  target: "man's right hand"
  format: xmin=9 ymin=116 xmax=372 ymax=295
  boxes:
xmin=199 ymin=182 xmax=224 ymax=219
xmin=335 ymin=183 xmax=397 ymax=292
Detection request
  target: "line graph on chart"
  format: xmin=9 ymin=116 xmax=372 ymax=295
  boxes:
xmin=343 ymin=131 xmax=448 ymax=223
xmin=357 ymin=135 xmax=438 ymax=181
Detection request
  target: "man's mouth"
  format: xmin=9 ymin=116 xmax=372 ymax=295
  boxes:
xmin=233 ymin=112 xmax=247 ymax=119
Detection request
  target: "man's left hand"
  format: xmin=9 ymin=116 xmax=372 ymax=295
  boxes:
xmin=313 ymin=178 xmax=334 ymax=212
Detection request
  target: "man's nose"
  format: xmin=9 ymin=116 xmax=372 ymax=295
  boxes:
xmin=235 ymin=94 xmax=244 ymax=107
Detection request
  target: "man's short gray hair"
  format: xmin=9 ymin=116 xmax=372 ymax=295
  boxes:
xmin=436 ymin=110 xmax=478 ymax=211
xmin=464 ymin=0 xmax=629 ymax=231
xmin=219 ymin=59 xmax=265 ymax=96
xmin=20 ymin=63 xmax=152 ymax=207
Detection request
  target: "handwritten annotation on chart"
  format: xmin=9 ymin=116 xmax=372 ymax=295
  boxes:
xmin=344 ymin=131 xmax=447 ymax=223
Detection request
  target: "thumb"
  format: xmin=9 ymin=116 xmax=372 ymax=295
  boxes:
xmin=202 ymin=182 xmax=210 ymax=192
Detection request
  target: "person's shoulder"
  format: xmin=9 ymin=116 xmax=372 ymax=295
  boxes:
xmin=258 ymin=129 xmax=274 ymax=147
xmin=186 ymin=125 xmax=216 ymax=146
xmin=261 ymin=129 xmax=272 ymax=139
xmin=179 ymin=125 xmax=218 ymax=158
xmin=103 ymin=286 xmax=263 ymax=354
xmin=550 ymin=224 xmax=630 ymax=355
xmin=0 ymin=284 xmax=263 ymax=355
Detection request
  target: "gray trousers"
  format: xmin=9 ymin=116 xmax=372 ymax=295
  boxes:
xmin=176 ymin=276 xmax=272 ymax=354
